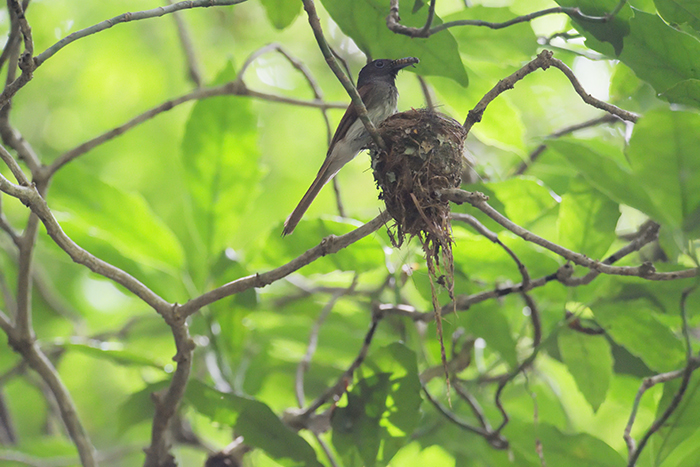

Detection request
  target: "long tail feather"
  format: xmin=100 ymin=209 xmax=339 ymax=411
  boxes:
xmin=282 ymin=163 xmax=333 ymax=235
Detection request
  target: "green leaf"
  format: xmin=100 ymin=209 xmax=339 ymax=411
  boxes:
xmin=332 ymin=343 xmax=421 ymax=467
xmin=558 ymin=330 xmax=613 ymax=411
xmin=442 ymin=7 xmax=538 ymax=65
xmin=185 ymin=380 xmax=322 ymax=467
xmin=260 ymin=0 xmax=301 ymax=29
xmin=627 ymin=109 xmax=700 ymax=235
xmin=655 ymin=0 xmax=700 ymax=32
xmin=619 ymin=10 xmax=700 ymax=97
xmin=547 ymin=138 xmax=666 ymax=224
xmin=182 ymin=61 xmax=263 ymax=264
xmin=51 ymin=166 xmax=184 ymax=272
xmin=486 ymin=178 xmax=561 ymax=235
xmin=462 ymin=302 xmax=518 ymax=368
xmin=319 ymin=0 xmax=469 ymax=86
xmin=557 ymin=177 xmax=619 ymax=260
xmin=508 ymin=420 xmax=625 ymax=466
xmin=555 ymin=0 xmax=632 ymax=56
xmin=660 ymin=79 xmax=700 ymax=109
xmin=592 ymin=299 xmax=686 ymax=372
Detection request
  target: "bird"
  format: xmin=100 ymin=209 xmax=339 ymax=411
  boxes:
xmin=282 ymin=57 xmax=419 ymax=235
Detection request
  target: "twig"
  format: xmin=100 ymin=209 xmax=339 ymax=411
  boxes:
xmin=442 ymin=189 xmax=697 ymax=281
xmin=178 ymin=211 xmax=391 ymax=316
xmin=0 ymin=0 xmax=34 ymax=111
xmin=626 ymin=286 xmax=699 ymax=466
xmin=295 ymin=276 xmax=358 ymax=407
xmin=34 ymin=0 xmax=248 ymax=68
xmin=422 ymin=383 xmax=508 ymax=449
xmin=4 ymin=336 xmax=96 ymax=467
xmin=0 ymin=141 xmax=29 ymax=186
xmin=386 ymin=1 xmax=628 ymax=38
xmin=45 ymin=80 xmax=345 ymax=176
xmin=302 ymin=306 xmax=383 ymax=416
xmin=463 ymin=50 xmax=637 ymax=135
xmin=417 ymin=74 xmax=435 ymax=111
xmin=513 ymin=114 xmax=619 ymax=176
xmin=166 ymin=0 xmax=203 ymax=87
xmin=235 ymin=43 xmax=344 ymax=215
xmin=301 ymin=0 xmax=386 ymax=150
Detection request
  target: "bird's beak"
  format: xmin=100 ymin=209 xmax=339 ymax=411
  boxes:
xmin=391 ymin=57 xmax=419 ymax=70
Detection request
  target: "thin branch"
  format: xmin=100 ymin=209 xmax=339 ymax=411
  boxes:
xmin=463 ymin=50 xmax=637 ymax=135
xmin=178 ymin=211 xmax=391 ymax=316
xmin=443 ymin=189 xmax=697 ymax=281
xmin=422 ymin=383 xmax=509 ymax=449
xmin=417 ymin=74 xmax=435 ymax=111
xmin=0 ymin=141 xmax=29 ymax=186
xmin=235 ymin=43 xmax=344 ymax=215
xmin=34 ymin=0 xmax=247 ymax=68
xmin=166 ymin=0 xmax=203 ymax=87
xmin=0 ymin=0 xmax=34 ymax=111
xmin=4 ymin=337 xmax=96 ymax=467
xmin=302 ymin=306 xmax=383 ymax=416
xmin=386 ymin=1 xmax=628 ymax=37
xmin=627 ymin=286 xmax=699 ymax=466
xmin=296 ymin=276 xmax=358 ymax=407
xmin=302 ymin=0 xmax=386 ymax=150
xmin=46 ymin=81 xmax=345 ymax=176
xmin=513 ymin=114 xmax=619 ymax=176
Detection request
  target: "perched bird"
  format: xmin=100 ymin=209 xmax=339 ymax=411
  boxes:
xmin=282 ymin=57 xmax=419 ymax=235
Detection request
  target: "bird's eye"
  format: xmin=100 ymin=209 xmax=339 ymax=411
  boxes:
xmin=375 ymin=61 xmax=385 ymax=68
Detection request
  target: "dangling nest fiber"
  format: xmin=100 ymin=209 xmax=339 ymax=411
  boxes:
xmin=370 ymin=109 xmax=467 ymax=399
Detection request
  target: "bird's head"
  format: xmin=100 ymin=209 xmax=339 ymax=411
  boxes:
xmin=357 ymin=57 xmax=419 ymax=87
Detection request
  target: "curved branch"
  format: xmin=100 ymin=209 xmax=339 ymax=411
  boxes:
xmin=179 ymin=211 xmax=391 ymax=316
xmin=34 ymin=0 xmax=248 ymax=68
xmin=463 ymin=50 xmax=637 ymax=135
xmin=0 ymin=173 xmax=171 ymax=314
xmin=443 ymin=189 xmax=697 ymax=281
xmin=387 ymin=1 xmax=628 ymax=38
xmin=45 ymin=81 xmax=345 ymax=176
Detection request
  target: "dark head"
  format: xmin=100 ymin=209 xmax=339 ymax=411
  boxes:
xmin=357 ymin=57 xmax=419 ymax=88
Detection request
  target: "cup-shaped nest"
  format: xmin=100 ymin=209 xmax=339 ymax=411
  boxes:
xmin=370 ymin=109 xmax=467 ymax=248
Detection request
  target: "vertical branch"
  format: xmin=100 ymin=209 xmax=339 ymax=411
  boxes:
xmin=144 ymin=318 xmax=196 ymax=467
xmin=166 ymin=0 xmax=204 ymax=87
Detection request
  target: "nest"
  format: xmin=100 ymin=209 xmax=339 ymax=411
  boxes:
xmin=371 ymin=108 xmax=466 ymax=250
xmin=371 ymin=109 xmax=467 ymax=400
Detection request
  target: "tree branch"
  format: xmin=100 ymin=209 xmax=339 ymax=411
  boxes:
xmin=34 ymin=0 xmax=248 ymax=68
xmin=386 ymin=1 xmax=628 ymax=38
xmin=301 ymin=0 xmax=386 ymax=150
xmin=463 ymin=50 xmax=637 ymax=135
xmin=45 ymin=81 xmax=345 ymax=176
xmin=166 ymin=0 xmax=204 ymax=88
xmin=178 ymin=211 xmax=391 ymax=316
xmin=442 ymin=189 xmax=697 ymax=281
xmin=626 ymin=286 xmax=699 ymax=466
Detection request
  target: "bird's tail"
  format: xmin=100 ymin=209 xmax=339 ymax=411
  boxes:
xmin=282 ymin=163 xmax=333 ymax=235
